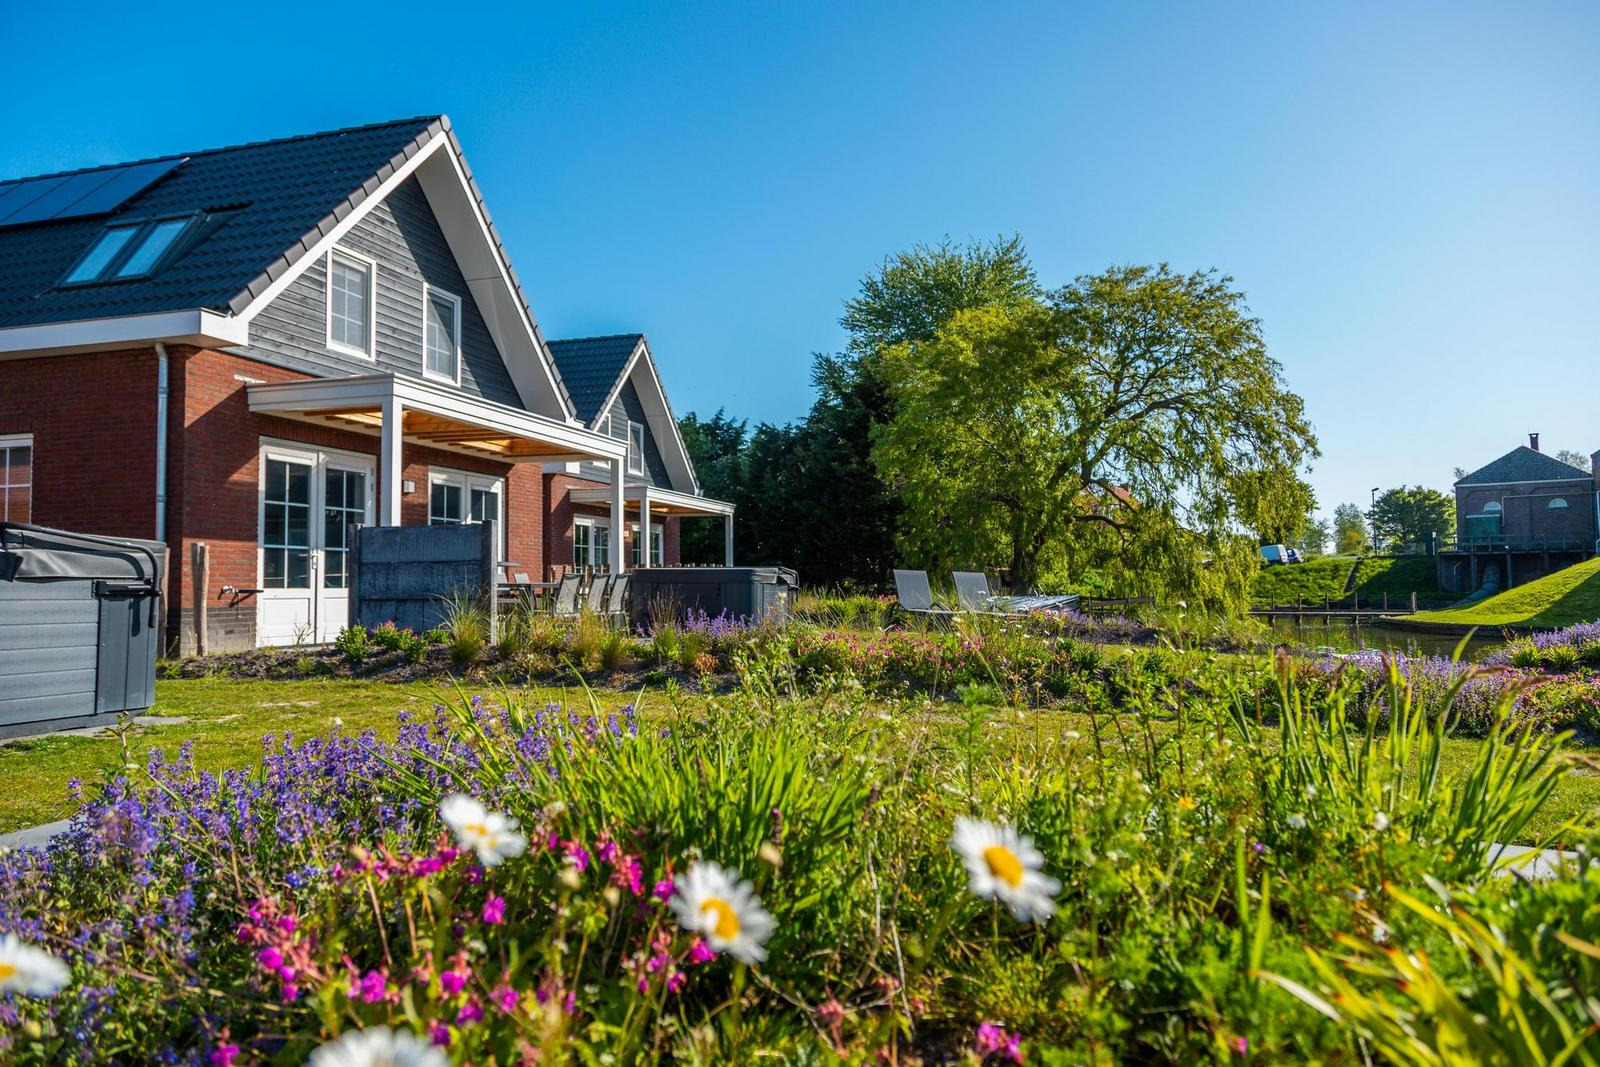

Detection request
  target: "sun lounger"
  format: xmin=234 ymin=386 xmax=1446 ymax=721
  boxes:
xmin=892 ymin=569 xmax=960 ymax=619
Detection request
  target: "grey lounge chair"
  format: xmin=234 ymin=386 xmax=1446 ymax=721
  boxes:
xmin=953 ymin=571 xmax=1021 ymax=616
xmin=604 ymin=572 xmax=632 ymax=628
xmin=892 ymin=569 xmax=959 ymax=620
xmin=551 ymin=573 xmax=581 ymax=617
xmin=584 ymin=571 xmax=612 ymax=613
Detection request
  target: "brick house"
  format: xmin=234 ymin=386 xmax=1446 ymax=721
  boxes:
xmin=1437 ymin=435 xmax=1599 ymax=594
xmin=0 ymin=117 xmax=733 ymax=653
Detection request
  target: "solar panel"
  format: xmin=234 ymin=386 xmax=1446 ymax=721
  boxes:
xmin=0 ymin=157 xmax=186 ymax=229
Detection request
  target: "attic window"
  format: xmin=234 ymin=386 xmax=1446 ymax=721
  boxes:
xmin=61 ymin=215 xmax=198 ymax=285
xmin=1549 ymin=498 xmax=1569 ymax=509
xmin=1482 ymin=501 xmax=1502 ymax=513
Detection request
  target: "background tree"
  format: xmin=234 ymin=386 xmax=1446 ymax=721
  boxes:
xmin=677 ymin=410 xmax=747 ymax=564
xmin=873 ymin=265 xmax=1317 ymax=609
xmin=1333 ymin=503 xmax=1369 ymax=554
xmin=1368 ymin=486 xmax=1454 ymax=550
xmin=1555 ymin=448 xmax=1592 ymax=473
xmin=1298 ymin=517 xmax=1331 ymax=556
xmin=1252 ymin=478 xmax=1316 ymax=547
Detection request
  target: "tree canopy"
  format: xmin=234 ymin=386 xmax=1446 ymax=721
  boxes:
xmin=872 ymin=265 xmax=1318 ymax=609
xmin=1333 ymin=503 xmax=1369 ymax=554
xmin=1368 ymin=486 xmax=1454 ymax=550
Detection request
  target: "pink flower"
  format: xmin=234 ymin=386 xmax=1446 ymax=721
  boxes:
xmin=353 ymin=969 xmax=389 ymax=1004
xmin=439 ymin=971 xmax=466 ymax=996
xmin=457 ymin=996 xmax=484 ymax=1025
xmin=817 ymin=998 xmax=845 ymax=1026
xmin=687 ymin=938 xmax=715 ymax=965
xmin=652 ymin=878 xmax=675 ymax=900
xmin=430 ymin=1022 xmax=451 ymax=1047
xmin=596 ymin=836 xmax=620 ymax=863
xmin=492 ymin=984 xmax=520 ymax=1014
xmin=1233 ymin=1036 xmax=1249 ymax=1056
xmin=977 ymin=1022 xmax=1023 ymax=1063
xmin=564 ymin=841 xmax=591 ymax=872
xmin=256 ymin=947 xmax=283 ymax=971
xmin=482 ymin=895 xmax=507 ymax=925
xmin=280 ymin=984 xmax=299 ymax=1003
xmin=209 ymin=1044 xmax=240 ymax=1067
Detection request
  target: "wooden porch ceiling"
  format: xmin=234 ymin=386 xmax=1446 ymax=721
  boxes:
xmin=297 ymin=406 xmax=587 ymax=459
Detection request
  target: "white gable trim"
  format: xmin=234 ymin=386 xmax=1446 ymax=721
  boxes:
xmin=588 ymin=337 xmax=701 ymax=496
xmin=232 ymin=130 xmax=574 ymax=423
xmin=0 ymin=308 xmax=248 ymax=358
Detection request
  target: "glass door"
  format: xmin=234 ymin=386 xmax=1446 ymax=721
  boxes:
xmin=318 ymin=464 xmax=369 ymax=642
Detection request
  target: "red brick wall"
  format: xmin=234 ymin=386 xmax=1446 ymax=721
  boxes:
xmin=0 ymin=349 xmax=159 ymax=536
xmin=166 ymin=348 xmax=544 ymax=645
xmin=541 ymin=470 xmax=684 ymax=574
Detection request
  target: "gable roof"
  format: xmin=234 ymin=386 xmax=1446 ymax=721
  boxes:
xmin=545 ymin=334 xmax=644 ymax=424
xmin=0 ymin=116 xmax=576 ymax=420
xmin=1456 ymin=446 xmax=1592 ymax=486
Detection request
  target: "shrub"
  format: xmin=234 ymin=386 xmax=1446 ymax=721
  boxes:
xmin=598 ymin=630 xmax=629 ymax=671
xmin=333 ymin=624 xmax=371 ymax=665
xmin=370 ymin=621 xmax=409 ymax=652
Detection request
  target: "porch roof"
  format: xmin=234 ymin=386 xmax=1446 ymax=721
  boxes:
xmin=567 ymin=482 xmax=735 ymax=518
xmin=247 ymin=373 xmax=626 ymax=464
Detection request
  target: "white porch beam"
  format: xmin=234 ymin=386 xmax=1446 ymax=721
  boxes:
xmin=380 ymin=396 xmax=404 ymax=526
xmin=610 ymin=459 xmax=626 ymax=571
xmin=640 ymin=485 xmax=652 ymax=569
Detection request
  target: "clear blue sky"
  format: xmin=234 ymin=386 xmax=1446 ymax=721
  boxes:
xmin=2 ymin=1 xmax=1596 ymax=523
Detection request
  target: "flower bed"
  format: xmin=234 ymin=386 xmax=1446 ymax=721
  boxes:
xmin=2 ymin=662 xmax=1598 ymax=1063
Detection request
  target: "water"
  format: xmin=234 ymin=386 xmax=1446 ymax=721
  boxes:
xmin=1268 ymin=618 xmax=1502 ymax=662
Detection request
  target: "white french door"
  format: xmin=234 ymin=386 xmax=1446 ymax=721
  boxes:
xmin=258 ymin=443 xmax=374 ymax=646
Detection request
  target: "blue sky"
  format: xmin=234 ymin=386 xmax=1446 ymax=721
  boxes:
xmin=1 ymin=1 xmax=1595 ymax=522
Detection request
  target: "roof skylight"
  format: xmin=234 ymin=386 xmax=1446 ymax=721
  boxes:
xmin=61 ymin=215 xmax=198 ymax=285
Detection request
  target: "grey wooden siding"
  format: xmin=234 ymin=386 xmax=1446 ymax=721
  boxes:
xmin=578 ymin=379 xmax=672 ymax=487
xmin=236 ymin=177 xmax=523 ymax=408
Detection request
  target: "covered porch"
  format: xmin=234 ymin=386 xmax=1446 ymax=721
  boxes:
xmin=248 ymin=372 xmax=632 ymax=563
xmin=567 ymin=483 xmax=737 ymax=566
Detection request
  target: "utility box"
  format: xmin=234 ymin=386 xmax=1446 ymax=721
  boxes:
xmin=628 ymin=567 xmax=798 ymax=628
xmin=0 ymin=524 xmax=164 ymax=739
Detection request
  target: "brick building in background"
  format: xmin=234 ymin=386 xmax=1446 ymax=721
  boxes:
xmin=0 ymin=116 xmax=732 ymax=654
xmin=1438 ymin=434 xmax=1598 ymax=594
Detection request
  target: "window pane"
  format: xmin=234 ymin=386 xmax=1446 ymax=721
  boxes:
xmin=628 ymin=423 xmax=645 ymax=474
xmin=114 ymin=217 xmax=189 ymax=278
xmin=65 ymin=225 xmax=139 ymax=283
xmin=430 ymin=481 xmax=462 ymax=524
xmin=470 ymin=486 xmax=499 ymax=524
xmin=263 ymin=548 xmax=285 ymax=587
xmin=425 ymin=293 xmax=457 ymax=378
xmin=330 ymin=256 xmax=371 ymax=352
xmin=287 ymin=548 xmax=310 ymax=588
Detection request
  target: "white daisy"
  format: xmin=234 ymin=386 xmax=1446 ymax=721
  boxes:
xmin=1372 ymin=810 xmax=1390 ymax=832
xmin=951 ymin=817 xmax=1061 ymax=924
xmin=0 ymin=935 xmax=70 ymax=996
xmin=669 ymin=861 xmax=775 ymax=964
xmin=439 ymin=794 xmax=526 ymax=867
xmin=307 ymin=1026 xmax=448 ymax=1067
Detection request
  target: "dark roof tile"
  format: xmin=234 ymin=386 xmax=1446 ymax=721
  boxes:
xmin=1457 ymin=446 xmax=1592 ymax=486
xmin=546 ymin=334 xmax=643 ymax=424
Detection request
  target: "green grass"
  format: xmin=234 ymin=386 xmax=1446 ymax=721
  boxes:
xmin=1412 ymin=557 xmax=1600 ymax=628
xmin=1 ymin=676 xmax=1594 ymax=846
xmin=1251 ymin=556 xmax=1356 ymax=604
xmin=0 ymin=678 xmax=639 ymax=836
xmin=1353 ymin=556 xmax=1444 ymax=602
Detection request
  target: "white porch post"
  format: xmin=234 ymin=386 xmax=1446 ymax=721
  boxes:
xmin=380 ymin=395 xmax=404 ymax=526
xmin=609 ymin=458 xmax=626 ymax=572
xmin=639 ymin=486 xmax=651 ymax=569
xmin=724 ymin=512 xmax=734 ymax=566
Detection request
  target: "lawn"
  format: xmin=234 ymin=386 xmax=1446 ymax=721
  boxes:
xmin=1352 ymin=555 xmax=1444 ymax=603
xmin=1250 ymin=556 xmax=1354 ymax=604
xmin=3 ymin=675 xmax=1595 ymax=845
xmin=1413 ymin=556 xmax=1600 ymax=628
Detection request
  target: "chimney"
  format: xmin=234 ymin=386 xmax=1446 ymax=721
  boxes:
xmin=1529 ymin=432 xmax=1540 ymax=452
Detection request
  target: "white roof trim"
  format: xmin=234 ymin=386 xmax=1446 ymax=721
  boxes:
xmin=248 ymin=371 xmax=624 ymax=462
xmin=586 ymin=336 xmax=701 ymax=495
xmin=232 ymin=129 xmax=575 ymax=423
xmin=0 ymin=308 xmax=248 ymax=358
xmin=568 ymin=482 xmax=734 ymax=517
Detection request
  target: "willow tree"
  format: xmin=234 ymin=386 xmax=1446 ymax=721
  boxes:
xmin=873 ymin=265 xmax=1318 ymax=610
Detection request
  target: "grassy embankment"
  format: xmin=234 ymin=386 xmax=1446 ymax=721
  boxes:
xmin=1251 ymin=554 xmax=1442 ymax=606
xmin=1413 ymin=556 xmax=1600 ymax=629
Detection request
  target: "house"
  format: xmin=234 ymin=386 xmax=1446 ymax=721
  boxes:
xmin=1437 ymin=434 xmax=1598 ymax=594
xmin=0 ymin=116 xmax=734 ymax=653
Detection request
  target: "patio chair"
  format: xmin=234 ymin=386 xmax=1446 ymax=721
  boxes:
xmin=892 ymin=569 xmax=959 ymax=620
xmin=603 ymin=572 xmax=632 ymax=629
xmin=584 ymin=571 xmax=612 ymax=614
xmin=550 ymin=573 xmax=581 ymax=617
xmin=952 ymin=571 xmax=1022 ymax=616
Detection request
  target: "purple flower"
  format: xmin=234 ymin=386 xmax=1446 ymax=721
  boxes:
xmin=439 ymin=971 xmax=467 ymax=996
xmin=456 ymin=996 xmax=484 ymax=1026
xmin=481 ymin=895 xmax=506 ymax=925
xmin=492 ymin=985 xmax=520 ymax=1014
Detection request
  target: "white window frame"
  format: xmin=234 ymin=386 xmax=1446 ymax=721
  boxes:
xmin=0 ymin=432 xmax=34 ymax=524
xmin=631 ymin=521 xmax=663 ymax=566
xmin=422 ymin=283 xmax=463 ymax=385
xmin=627 ymin=420 xmax=645 ymax=476
xmin=428 ymin=467 xmax=504 ymax=556
xmin=326 ymin=247 xmax=378 ymax=360
xmin=573 ymin=516 xmax=611 ymax=569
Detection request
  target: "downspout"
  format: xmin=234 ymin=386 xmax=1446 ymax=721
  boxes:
xmin=154 ymin=343 xmax=169 ymax=543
